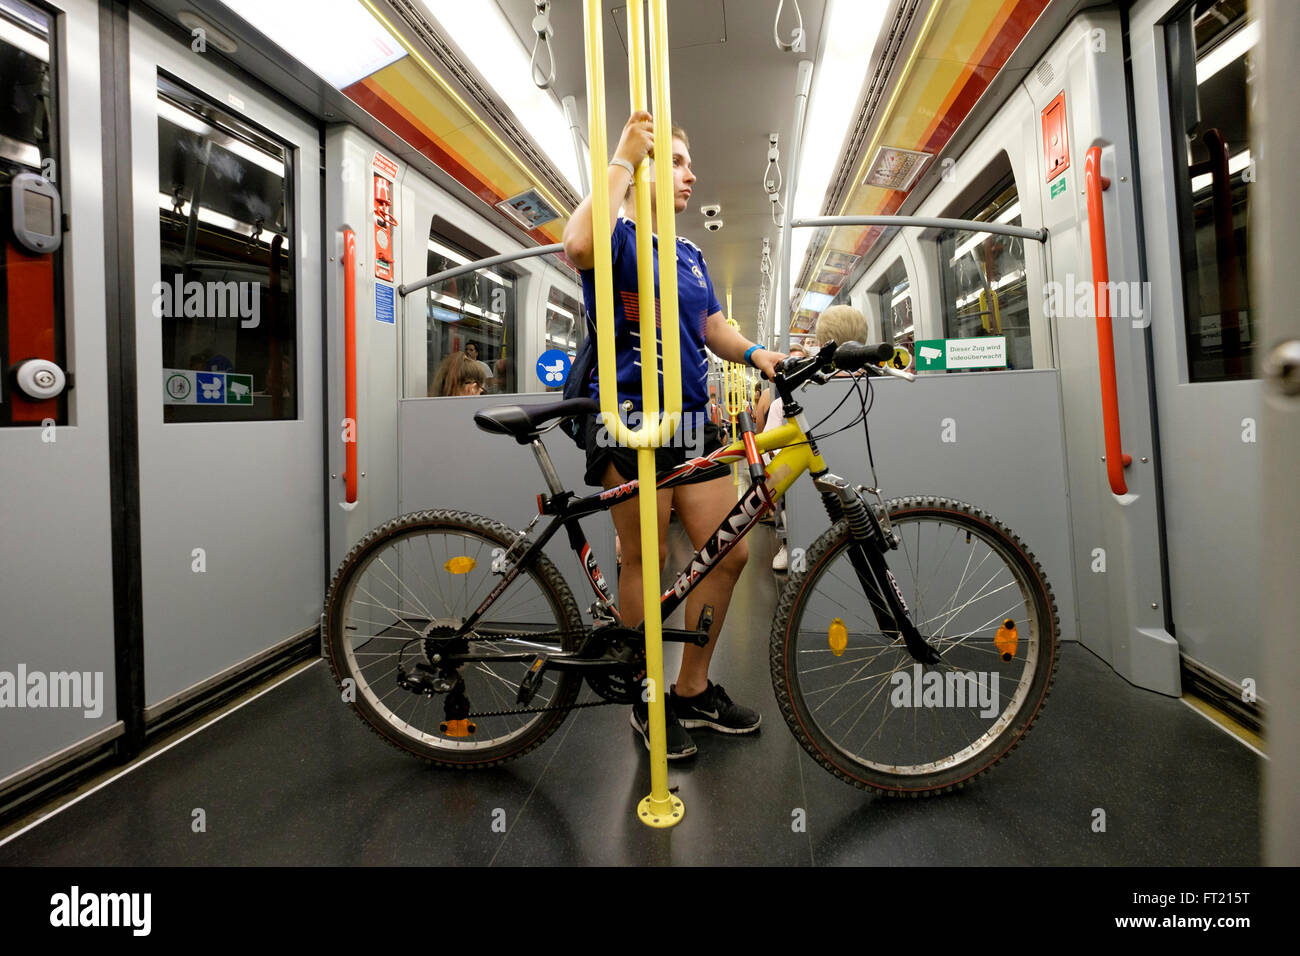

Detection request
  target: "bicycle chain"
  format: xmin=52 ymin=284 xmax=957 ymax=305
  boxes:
xmin=464 ymin=697 xmax=619 ymax=719
xmin=444 ymin=626 xmax=635 ymax=718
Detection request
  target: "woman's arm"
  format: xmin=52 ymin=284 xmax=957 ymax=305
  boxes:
xmin=705 ymin=311 xmax=785 ymax=380
xmin=562 ymin=111 xmax=656 ymax=270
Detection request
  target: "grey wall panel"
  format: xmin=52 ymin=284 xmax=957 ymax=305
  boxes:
xmin=129 ymin=16 xmax=325 ymax=706
xmin=0 ymin=0 xmax=119 ymax=780
xmin=397 ymin=397 xmax=616 ymax=621
xmin=325 ymin=127 xmax=403 ymax=578
xmin=784 ymin=370 xmax=1078 ymax=644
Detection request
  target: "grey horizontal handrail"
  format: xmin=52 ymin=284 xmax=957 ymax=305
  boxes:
xmin=791 ymin=215 xmax=1047 ymax=242
xmin=399 ymin=243 xmax=566 ymax=297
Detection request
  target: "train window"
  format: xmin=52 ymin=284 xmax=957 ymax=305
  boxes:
xmin=544 ymin=286 xmax=582 ymax=391
xmin=155 ymin=75 xmax=296 ymax=422
xmin=937 ymin=178 xmax=1032 ymax=371
xmin=1166 ymin=0 xmax=1255 ymax=382
xmin=875 ymin=259 xmax=914 ymax=355
xmin=425 ymin=233 xmax=516 ymax=396
xmin=1 ymin=0 xmax=66 ymax=428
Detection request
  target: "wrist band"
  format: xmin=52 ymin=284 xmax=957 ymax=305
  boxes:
xmin=609 ymin=157 xmax=635 ymax=177
xmin=744 ymin=344 xmax=764 ymax=367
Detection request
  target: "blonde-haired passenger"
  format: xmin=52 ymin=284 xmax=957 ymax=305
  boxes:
xmin=765 ymin=304 xmax=871 ymax=571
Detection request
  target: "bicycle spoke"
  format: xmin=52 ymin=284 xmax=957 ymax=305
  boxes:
xmin=777 ymin=503 xmax=1054 ymax=790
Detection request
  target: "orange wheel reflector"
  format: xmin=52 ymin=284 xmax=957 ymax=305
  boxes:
xmin=994 ymin=618 xmax=1018 ymax=661
xmin=439 ymin=719 xmax=477 ymax=737
xmin=828 ymin=617 xmax=848 ymax=657
xmin=444 ymin=556 xmax=477 ymax=574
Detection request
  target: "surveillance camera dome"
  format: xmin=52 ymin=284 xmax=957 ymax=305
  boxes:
xmin=704 ymin=219 xmax=724 ymax=232
xmin=701 ymin=204 xmax=721 ymax=218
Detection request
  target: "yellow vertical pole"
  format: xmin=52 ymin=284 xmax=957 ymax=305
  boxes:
xmin=582 ymin=0 xmax=683 ymax=828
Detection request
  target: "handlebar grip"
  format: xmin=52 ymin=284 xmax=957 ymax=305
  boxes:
xmin=832 ymin=341 xmax=895 ymax=372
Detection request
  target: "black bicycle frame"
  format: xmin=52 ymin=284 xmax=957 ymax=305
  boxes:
xmin=457 ymin=441 xmax=770 ymax=639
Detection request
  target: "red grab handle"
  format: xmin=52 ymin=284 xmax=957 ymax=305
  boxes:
xmin=342 ymin=228 xmax=358 ymax=505
xmin=1084 ymin=146 xmax=1132 ymax=495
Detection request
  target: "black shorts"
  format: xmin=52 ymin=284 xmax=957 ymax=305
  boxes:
xmin=582 ymin=412 xmax=728 ymax=487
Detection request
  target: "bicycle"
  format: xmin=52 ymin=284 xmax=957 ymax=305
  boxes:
xmin=322 ymin=341 xmax=1059 ymax=796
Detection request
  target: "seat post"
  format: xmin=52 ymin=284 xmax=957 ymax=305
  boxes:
xmin=531 ymin=440 xmax=566 ymax=496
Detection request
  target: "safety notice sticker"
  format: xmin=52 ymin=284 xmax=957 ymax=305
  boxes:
xmin=375 ymin=282 xmax=395 ymax=324
xmin=164 ymin=369 xmax=255 ymax=405
xmin=914 ymin=337 xmax=1007 ymax=370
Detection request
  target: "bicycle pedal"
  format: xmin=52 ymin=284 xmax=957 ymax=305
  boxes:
xmin=695 ymin=604 xmax=714 ymax=635
xmin=516 ymin=654 xmax=549 ymax=705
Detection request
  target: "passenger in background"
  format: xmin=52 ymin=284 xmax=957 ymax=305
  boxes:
xmin=562 ymin=109 xmax=785 ymax=760
xmin=464 ymin=341 xmax=493 ymax=382
xmin=433 ymin=352 xmax=487 ymax=396
xmin=752 ymin=381 xmax=770 ymax=432
xmin=707 ymin=384 xmax=723 ymax=426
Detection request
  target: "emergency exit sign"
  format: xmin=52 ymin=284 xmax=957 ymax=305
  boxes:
xmin=914 ymin=337 xmax=1007 ymax=370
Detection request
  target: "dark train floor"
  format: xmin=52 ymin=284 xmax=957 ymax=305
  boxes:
xmin=0 ymin=529 xmax=1261 ymax=866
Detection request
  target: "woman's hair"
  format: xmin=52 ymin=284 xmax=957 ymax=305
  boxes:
xmin=815 ymin=305 xmax=869 ymax=347
xmin=435 ymin=351 xmax=487 ymax=396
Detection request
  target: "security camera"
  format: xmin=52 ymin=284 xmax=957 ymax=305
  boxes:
xmin=700 ymin=204 xmax=721 ymax=218
xmin=704 ymin=219 xmax=723 ymax=232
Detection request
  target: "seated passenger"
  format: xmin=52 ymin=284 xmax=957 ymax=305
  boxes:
xmin=432 ymin=352 xmax=487 ymax=396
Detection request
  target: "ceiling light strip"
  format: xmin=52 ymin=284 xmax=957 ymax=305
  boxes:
xmin=359 ymin=0 xmax=571 ymax=220
xmin=797 ymin=0 xmax=945 ymax=302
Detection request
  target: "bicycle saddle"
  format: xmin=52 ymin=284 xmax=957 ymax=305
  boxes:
xmin=473 ymin=397 xmax=600 ymax=443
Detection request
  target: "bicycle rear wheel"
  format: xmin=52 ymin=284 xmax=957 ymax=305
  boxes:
xmin=771 ymin=496 xmax=1059 ymax=796
xmin=324 ymin=510 xmax=584 ymax=767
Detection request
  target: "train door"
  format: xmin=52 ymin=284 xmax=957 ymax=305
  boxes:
xmin=1128 ymin=0 xmax=1263 ymax=701
xmin=0 ymin=0 xmax=118 ymax=781
xmin=126 ymin=12 xmax=324 ymax=709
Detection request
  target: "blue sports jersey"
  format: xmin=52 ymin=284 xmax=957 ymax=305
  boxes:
xmin=579 ymin=217 xmax=722 ymax=413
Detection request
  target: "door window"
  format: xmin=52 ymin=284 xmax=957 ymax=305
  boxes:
xmin=155 ymin=74 xmax=296 ymax=421
xmin=424 ymin=232 xmax=516 ymax=396
xmin=1166 ymin=0 xmax=1256 ymax=381
xmin=0 ymin=0 xmax=65 ymax=427
xmin=938 ymin=178 xmax=1031 ymax=370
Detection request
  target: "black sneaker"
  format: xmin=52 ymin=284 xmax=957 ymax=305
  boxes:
xmin=630 ymin=698 xmax=697 ymax=759
xmin=671 ymin=682 xmax=761 ymax=734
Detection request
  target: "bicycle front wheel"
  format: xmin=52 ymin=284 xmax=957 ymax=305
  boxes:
xmin=771 ymin=496 xmax=1059 ymax=796
xmin=324 ymin=510 xmax=584 ymax=767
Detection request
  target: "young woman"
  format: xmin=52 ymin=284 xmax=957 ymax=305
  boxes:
xmin=562 ymin=110 xmax=785 ymax=759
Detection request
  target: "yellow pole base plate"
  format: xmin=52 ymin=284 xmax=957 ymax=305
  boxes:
xmin=637 ymin=793 xmax=686 ymax=828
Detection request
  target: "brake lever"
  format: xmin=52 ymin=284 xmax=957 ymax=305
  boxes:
xmin=878 ymin=365 xmax=917 ymax=383
xmin=802 ymin=369 xmax=832 ymax=391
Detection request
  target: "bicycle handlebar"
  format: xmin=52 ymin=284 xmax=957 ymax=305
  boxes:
xmin=769 ymin=341 xmax=911 ymax=399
